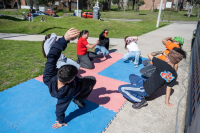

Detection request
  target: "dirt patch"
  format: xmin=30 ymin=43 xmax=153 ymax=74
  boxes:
xmin=62 ymin=13 xmax=73 ymax=17
xmin=0 ymin=9 xmax=18 ymax=11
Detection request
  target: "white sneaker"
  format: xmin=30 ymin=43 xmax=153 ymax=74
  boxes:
xmin=135 ymin=64 xmax=138 ymax=68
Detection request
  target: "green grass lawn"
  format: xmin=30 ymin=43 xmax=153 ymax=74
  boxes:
xmin=0 ymin=15 xmax=169 ymax=38
xmin=0 ymin=40 xmax=79 ymax=91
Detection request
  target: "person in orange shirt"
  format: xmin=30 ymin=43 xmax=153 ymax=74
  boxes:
xmin=140 ymin=37 xmax=184 ymax=78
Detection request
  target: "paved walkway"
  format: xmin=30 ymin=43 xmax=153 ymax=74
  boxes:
xmin=0 ymin=22 xmax=197 ymax=133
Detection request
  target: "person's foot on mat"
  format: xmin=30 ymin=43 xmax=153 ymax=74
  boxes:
xmin=73 ymin=99 xmax=86 ymax=108
xmin=132 ymin=97 xmax=148 ymax=109
xmin=135 ymin=64 xmax=139 ymax=68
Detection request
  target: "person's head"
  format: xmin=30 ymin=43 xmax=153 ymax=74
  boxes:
xmin=57 ymin=65 xmax=78 ymax=84
xmin=165 ymin=47 xmax=186 ymax=65
xmin=42 ymin=34 xmax=51 ymax=58
xmin=78 ymin=30 xmax=89 ymax=39
xmin=103 ymin=29 xmax=109 ymax=37
xmin=173 ymin=37 xmax=184 ymax=48
xmin=124 ymin=36 xmax=131 ymax=49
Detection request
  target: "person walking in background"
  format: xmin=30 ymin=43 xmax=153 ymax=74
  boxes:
xmin=76 ymin=30 xmax=99 ymax=69
xmin=95 ymin=29 xmax=109 ymax=58
xmin=28 ymin=12 xmax=31 ymax=22
xmin=122 ymin=36 xmax=141 ymax=68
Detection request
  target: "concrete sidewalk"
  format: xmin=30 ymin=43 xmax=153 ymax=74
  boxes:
xmin=0 ymin=23 xmax=196 ymax=133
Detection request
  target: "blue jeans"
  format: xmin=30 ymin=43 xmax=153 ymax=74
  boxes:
xmin=95 ymin=45 xmax=109 ymax=56
xmin=118 ymin=74 xmax=149 ymax=102
xmin=122 ymin=51 xmax=141 ymax=65
xmin=56 ymin=58 xmax=80 ymax=69
xmin=31 ymin=14 xmax=34 ymax=22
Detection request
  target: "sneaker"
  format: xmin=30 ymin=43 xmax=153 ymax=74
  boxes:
xmin=135 ymin=64 xmax=139 ymax=68
xmin=73 ymin=99 xmax=86 ymax=108
xmin=132 ymin=97 xmax=148 ymax=109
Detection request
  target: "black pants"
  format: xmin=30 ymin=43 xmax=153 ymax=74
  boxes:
xmin=77 ymin=52 xmax=98 ymax=69
xmin=74 ymin=76 xmax=96 ymax=103
xmin=140 ymin=59 xmax=156 ymax=78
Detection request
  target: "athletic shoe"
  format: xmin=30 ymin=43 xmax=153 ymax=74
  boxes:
xmin=76 ymin=59 xmax=80 ymax=64
xmin=135 ymin=64 xmax=139 ymax=68
xmin=132 ymin=97 xmax=148 ymax=109
xmin=73 ymin=99 xmax=86 ymax=108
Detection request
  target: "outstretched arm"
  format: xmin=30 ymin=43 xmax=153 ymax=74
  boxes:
xmin=165 ymin=86 xmax=174 ymax=107
xmin=43 ymin=28 xmax=80 ymax=87
xmin=147 ymin=51 xmax=164 ymax=61
xmin=86 ymin=40 xmax=99 ymax=49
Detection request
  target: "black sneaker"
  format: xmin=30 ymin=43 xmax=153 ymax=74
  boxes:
xmin=73 ymin=99 xmax=86 ymax=108
xmin=76 ymin=59 xmax=80 ymax=64
xmin=132 ymin=97 xmax=148 ymax=109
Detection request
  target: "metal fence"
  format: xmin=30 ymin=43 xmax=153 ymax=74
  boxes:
xmin=185 ymin=19 xmax=200 ymax=133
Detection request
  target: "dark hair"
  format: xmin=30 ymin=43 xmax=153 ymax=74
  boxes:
xmin=172 ymin=47 xmax=187 ymax=59
xmin=42 ymin=34 xmax=51 ymax=58
xmin=104 ymin=29 xmax=108 ymax=32
xmin=124 ymin=36 xmax=129 ymax=49
xmin=78 ymin=30 xmax=89 ymax=39
xmin=57 ymin=65 xmax=78 ymax=83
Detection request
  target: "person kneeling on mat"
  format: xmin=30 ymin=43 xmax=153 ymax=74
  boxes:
xmin=76 ymin=30 xmax=99 ymax=69
xmin=95 ymin=29 xmax=110 ymax=57
xmin=43 ymin=28 xmax=96 ymax=129
xmin=118 ymin=47 xmax=186 ymax=109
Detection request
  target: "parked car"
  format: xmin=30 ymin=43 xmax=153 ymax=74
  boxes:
xmin=33 ymin=11 xmax=48 ymax=17
xmin=44 ymin=8 xmax=55 ymax=16
xmin=82 ymin=12 xmax=93 ymax=18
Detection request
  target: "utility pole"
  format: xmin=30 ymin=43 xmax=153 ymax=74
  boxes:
xmin=156 ymin=0 xmax=164 ymax=27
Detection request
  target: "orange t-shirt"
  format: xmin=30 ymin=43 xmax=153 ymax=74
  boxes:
xmin=77 ymin=37 xmax=89 ymax=55
xmin=150 ymin=41 xmax=180 ymax=64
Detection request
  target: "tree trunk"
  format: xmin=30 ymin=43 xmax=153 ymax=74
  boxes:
xmin=68 ymin=0 xmax=71 ymax=12
xmin=118 ymin=0 xmax=120 ymax=11
xmin=132 ymin=0 xmax=135 ymax=10
xmin=135 ymin=0 xmax=137 ymax=12
xmin=17 ymin=0 xmax=21 ymax=9
xmin=151 ymin=0 xmax=154 ymax=12
xmin=3 ymin=0 xmax=6 ymax=9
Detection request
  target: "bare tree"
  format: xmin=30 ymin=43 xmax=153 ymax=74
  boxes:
xmin=118 ymin=0 xmax=120 ymax=11
xmin=151 ymin=0 xmax=155 ymax=12
xmin=17 ymin=0 xmax=21 ymax=9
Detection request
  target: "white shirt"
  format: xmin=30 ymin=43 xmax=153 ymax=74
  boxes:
xmin=44 ymin=33 xmax=66 ymax=61
xmin=127 ymin=40 xmax=140 ymax=52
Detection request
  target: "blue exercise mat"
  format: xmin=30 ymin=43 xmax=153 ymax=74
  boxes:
xmin=98 ymin=57 xmax=148 ymax=83
xmin=0 ymin=79 xmax=116 ymax=133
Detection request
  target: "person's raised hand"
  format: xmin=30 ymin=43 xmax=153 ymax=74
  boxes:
xmin=64 ymin=28 xmax=80 ymax=41
xmin=52 ymin=121 xmax=68 ymax=129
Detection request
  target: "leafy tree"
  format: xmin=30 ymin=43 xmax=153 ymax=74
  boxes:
xmin=112 ymin=0 xmax=117 ymax=4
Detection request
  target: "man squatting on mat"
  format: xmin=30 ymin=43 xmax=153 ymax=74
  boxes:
xmin=43 ymin=28 xmax=96 ymax=129
xmin=118 ymin=47 xmax=186 ymax=109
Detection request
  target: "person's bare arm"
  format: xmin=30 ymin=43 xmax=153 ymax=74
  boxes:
xmin=129 ymin=36 xmax=138 ymax=42
xmin=164 ymin=86 xmax=174 ymax=107
xmin=175 ymin=64 xmax=178 ymax=72
xmin=162 ymin=37 xmax=173 ymax=46
xmin=148 ymin=51 xmax=164 ymax=61
xmin=86 ymin=40 xmax=99 ymax=49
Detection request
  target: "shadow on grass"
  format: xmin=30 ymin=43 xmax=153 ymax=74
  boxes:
xmin=159 ymin=23 xmax=170 ymax=28
xmin=139 ymin=14 xmax=146 ymax=15
xmin=38 ymin=27 xmax=65 ymax=34
xmin=0 ymin=16 xmax=23 ymax=21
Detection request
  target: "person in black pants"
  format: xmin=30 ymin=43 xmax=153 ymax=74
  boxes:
xmin=43 ymin=28 xmax=96 ymax=129
xmin=76 ymin=30 xmax=99 ymax=69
